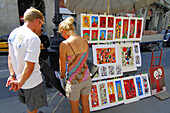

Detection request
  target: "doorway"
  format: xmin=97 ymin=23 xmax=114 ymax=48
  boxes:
xmin=18 ymin=0 xmax=45 ymax=25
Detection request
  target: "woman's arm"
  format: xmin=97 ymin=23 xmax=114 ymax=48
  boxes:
xmin=59 ymin=42 xmax=67 ymax=79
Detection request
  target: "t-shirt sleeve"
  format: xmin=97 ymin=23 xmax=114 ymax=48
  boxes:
xmin=24 ymin=37 xmax=40 ymax=63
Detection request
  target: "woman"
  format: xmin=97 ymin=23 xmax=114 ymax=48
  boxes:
xmin=59 ymin=17 xmax=92 ymax=113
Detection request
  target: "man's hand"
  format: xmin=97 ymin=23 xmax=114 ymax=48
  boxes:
xmin=9 ymin=80 xmax=23 ymax=92
xmin=6 ymin=76 xmax=16 ymax=87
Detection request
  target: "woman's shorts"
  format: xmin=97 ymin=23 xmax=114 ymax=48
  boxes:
xmin=18 ymin=82 xmax=47 ymax=112
xmin=65 ymin=79 xmax=92 ymax=101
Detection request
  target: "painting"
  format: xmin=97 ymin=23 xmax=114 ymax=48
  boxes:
xmin=129 ymin=19 xmax=136 ymax=39
xmin=118 ymin=43 xmax=137 ymax=72
xmin=149 ymin=66 xmax=166 ymax=95
xmin=107 ymin=30 xmax=114 ymax=41
xmin=82 ymin=29 xmax=90 ymax=41
xmin=92 ymin=44 xmax=118 ymax=66
xmin=122 ymin=76 xmax=139 ymax=104
xmin=116 ymin=64 xmax=123 ymax=76
xmin=106 ymin=80 xmax=120 ymax=107
xmin=91 ymin=30 xmax=98 ymax=42
xmin=141 ymin=73 xmax=151 ymax=97
xmin=81 ymin=14 xmax=90 ymax=28
xmin=122 ymin=18 xmax=129 ymax=40
xmin=114 ymin=17 xmax=122 ymax=40
xmin=115 ymin=79 xmax=124 ymax=104
xmin=100 ymin=16 xmax=107 ymax=28
xmin=135 ymin=75 xmax=145 ymax=99
xmin=136 ymin=18 xmax=143 ymax=40
xmin=108 ymin=65 xmax=115 ymax=76
xmin=98 ymin=81 xmax=109 ymax=109
xmin=99 ymin=30 xmax=106 ymax=41
xmin=107 ymin=16 xmax=114 ymax=28
xmin=91 ymin=15 xmax=99 ymax=28
xmin=89 ymin=82 xmax=102 ymax=111
xmin=133 ymin=43 xmax=142 ymax=67
xmin=99 ymin=66 xmax=108 ymax=79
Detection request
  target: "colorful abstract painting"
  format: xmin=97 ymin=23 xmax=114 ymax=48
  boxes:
xmin=82 ymin=30 xmax=90 ymax=41
xmin=115 ymin=18 xmax=122 ymax=40
xmin=149 ymin=66 xmax=166 ymax=95
xmin=99 ymin=30 xmax=106 ymax=41
xmin=129 ymin=19 xmax=136 ymax=39
xmin=122 ymin=76 xmax=139 ymax=104
xmin=91 ymin=30 xmax=98 ymax=41
xmin=107 ymin=30 xmax=113 ymax=40
xmin=100 ymin=16 xmax=106 ymax=28
xmin=108 ymin=16 xmax=114 ymax=28
xmin=93 ymin=45 xmax=118 ymax=66
xmin=122 ymin=19 xmax=129 ymax=39
xmin=82 ymin=15 xmax=90 ymax=28
xmin=118 ymin=43 xmax=137 ymax=72
xmin=91 ymin=16 xmax=99 ymax=28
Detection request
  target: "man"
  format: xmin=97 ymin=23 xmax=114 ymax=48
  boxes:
xmin=6 ymin=7 xmax=47 ymax=113
xmin=39 ymin=29 xmax=53 ymax=88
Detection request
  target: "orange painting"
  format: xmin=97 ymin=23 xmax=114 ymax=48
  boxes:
xmin=96 ymin=47 xmax=116 ymax=64
xmin=82 ymin=15 xmax=90 ymax=27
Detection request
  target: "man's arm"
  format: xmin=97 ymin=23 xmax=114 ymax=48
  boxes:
xmin=8 ymin=54 xmax=15 ymax=75
xmin=8 ymin=61 xmax=35 ymax=91
xmin=6 ymin=54 xmax=16 ymax=88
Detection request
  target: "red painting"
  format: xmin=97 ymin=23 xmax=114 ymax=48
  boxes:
xmin=136 ymin=20 xmax=142 ymax=38
xmin=107 ymin=30 xmax=113 ymax=40
xmin=96 ymin=47 xmax=116 ymax=64
xmin=108 ymin=17 xmax=114 ymax=28
xmin=123 ymin=79 xmax=137 ymax=99
xmin=149 ymin=66 xmax=166 ymax=95
xmin=91 ymin=30 xmax=98 ymax=41
xmin=129 ymin=19 xmax=136 ymax=38
xmin=100 ymin=17 xmax=106 ymax=28
xmin=122 ymin=19 xmax=129 ymax=39
xmin=115 ymin=18 xmax=122 ymax=39
xmin=83 ymin=30 xmax=90 ymax=41
xmin=90 ymin=84 xmax=100 ymax=108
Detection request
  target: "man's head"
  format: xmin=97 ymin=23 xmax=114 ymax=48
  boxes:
xmin=24 ymin=7 xmax=45 ymax=36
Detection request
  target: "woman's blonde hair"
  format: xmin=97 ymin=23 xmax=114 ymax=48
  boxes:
xmin=24 ymin=7 xmax=44 ymax=23
xmin=59 ymin=17 xmax=74 ymax=35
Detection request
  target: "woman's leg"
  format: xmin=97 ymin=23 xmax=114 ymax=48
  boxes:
xmin=70 ymin=99 xmax=80 ymax=113
xmin=81 ymin=94 xmax=90 ymax=113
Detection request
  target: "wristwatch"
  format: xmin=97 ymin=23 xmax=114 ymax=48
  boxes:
xmin=10 ymin=75 xmax=16 ymax=78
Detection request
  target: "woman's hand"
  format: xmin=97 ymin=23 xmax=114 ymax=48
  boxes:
xmin=60 ymin=74 xmax=66 ymax=79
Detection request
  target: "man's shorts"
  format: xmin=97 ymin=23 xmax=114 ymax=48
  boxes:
xmin=65 ymin=79 xmax=92 ymax=101
xmin=18 ymin=82 xmax=47 ymax=112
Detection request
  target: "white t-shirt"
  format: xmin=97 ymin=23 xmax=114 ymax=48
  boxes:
xmin=8 ymin=24 xmax=43 ymax=89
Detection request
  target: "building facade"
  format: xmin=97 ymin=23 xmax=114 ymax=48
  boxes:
xmin=0 ymin=0 xmax=169 ymax=37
